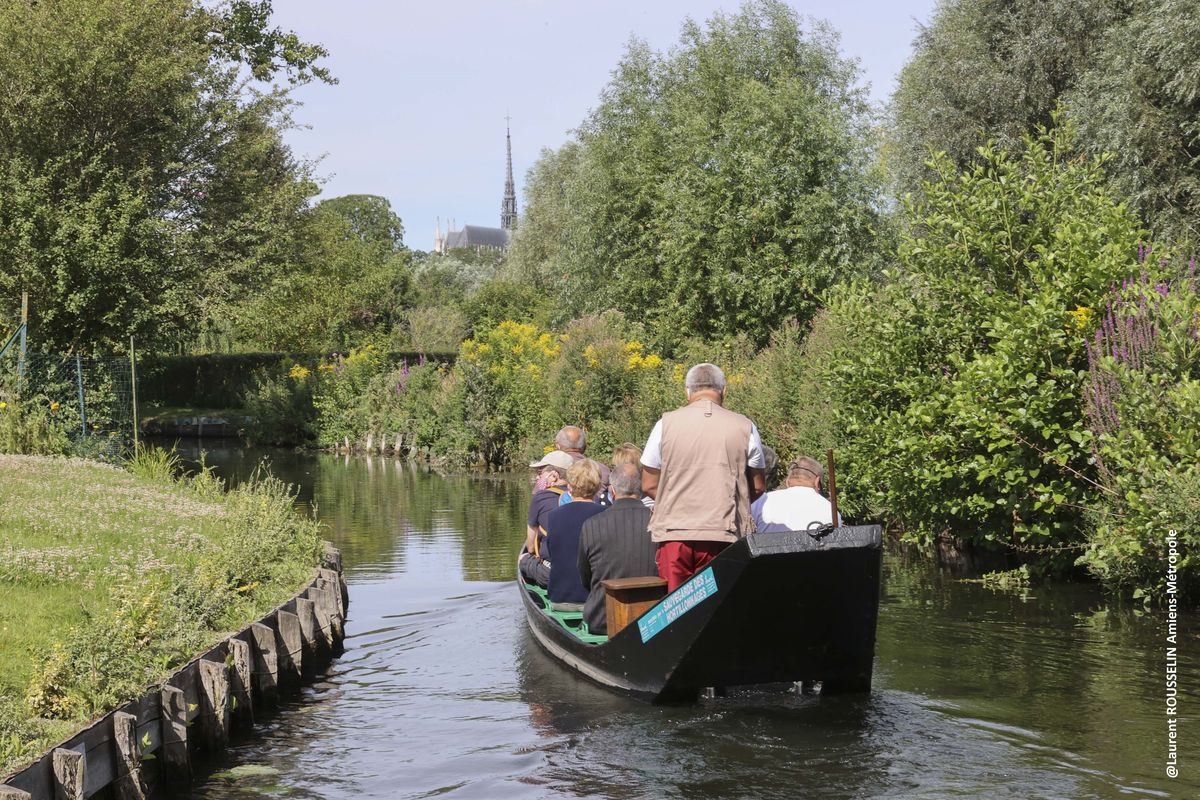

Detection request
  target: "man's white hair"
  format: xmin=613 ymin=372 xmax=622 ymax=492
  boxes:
xmin=685 ymin=363 xmax=727 ymax=395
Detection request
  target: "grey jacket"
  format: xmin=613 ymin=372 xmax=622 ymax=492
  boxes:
xmin=577 ymin=498 xmax=659 ymax=635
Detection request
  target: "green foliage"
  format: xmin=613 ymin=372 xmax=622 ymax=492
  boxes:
xmin=889 ymin=0 xmax=1200 ymax=247
xmin=232 ymin=196 xmax=413 ymax=351
xmin=1068 ymin=0 xmax=1200 ymax=246
xmin=0 ymin=399 xmax=72 ymax=456
xmin=241 ymin=366 xmax=315 ymax=446
xmin=125 ymin=444 xmax=183 ymax=483
xmin=459 ymin=278 xmax=555 ymax=336
xmin=507 ymin=0 xmax=880 ymax=348
xmin=888 ymin=0 xmax=1121 ymax=198
xmin=0 ymin=453 xmax=321 ymax=771
xmin=0 ymin=0 xmax=330 ymax=353
xmin=1080 ymin=276 xmax=1200 ymax=599
xmin=737 ymin=315 xmax=842 ymax=466
xmin=827 ymin=125 xmax=1143 ymax=556
xmin=24 ymin=467 xmax=321 ymax=720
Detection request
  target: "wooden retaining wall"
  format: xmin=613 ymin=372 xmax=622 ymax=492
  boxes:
xmin=0 ymin=544 xmax=350 ymax=800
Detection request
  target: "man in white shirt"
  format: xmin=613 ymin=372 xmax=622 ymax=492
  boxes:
xmin=751 ymin=456 xmax=842 ymax=533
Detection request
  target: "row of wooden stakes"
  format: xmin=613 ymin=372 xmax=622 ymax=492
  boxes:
xmin=0 ymin=544 xmax=350 ymax=800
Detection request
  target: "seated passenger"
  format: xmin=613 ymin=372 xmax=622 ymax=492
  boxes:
xmin=519 ymin=450 xmax=574 ymax=587
xmin=609 ymin=442 xmax=652 ymax=508
xmin=578 ymin=461 xmax=657 ymax=636
xmin=751 ymin=456 xmax=842 ymax=533
xmin=543 ymin=458 xmax=606 ymax=611
xmin=554 ymin=425 xmax=610 ymax=505
xmin=761 ymin=445 xmax=779 ymax=490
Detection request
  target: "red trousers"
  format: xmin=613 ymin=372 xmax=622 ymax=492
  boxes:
xmin=656 ymin=540 xmax=730 ymax=592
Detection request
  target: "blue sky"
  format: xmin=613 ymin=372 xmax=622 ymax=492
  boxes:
xmin=272 ymin=1 xmax=938 ymax=252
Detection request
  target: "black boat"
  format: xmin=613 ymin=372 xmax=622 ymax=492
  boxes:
xmin=519 ymin=524 xmax=883 ymax=703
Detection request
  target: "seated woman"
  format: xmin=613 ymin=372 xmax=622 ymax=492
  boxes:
xmin=543 ymin=458 xmax=606 ymax=612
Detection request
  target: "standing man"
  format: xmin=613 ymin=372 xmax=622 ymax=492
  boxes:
xmin=577 ymin=461 xmax=658 ymax=635
xmin=641 ymin=363 xmax=766 ymax=591
xmin=751 ymin=456 xmax=842 ymax=533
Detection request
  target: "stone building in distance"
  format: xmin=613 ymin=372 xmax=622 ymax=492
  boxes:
xmin=434 ymin=122 xmax=517 ymax=254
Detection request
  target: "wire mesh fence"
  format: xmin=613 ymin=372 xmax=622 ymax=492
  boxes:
xmin=0 ymin=347 xmax=135 ymax=460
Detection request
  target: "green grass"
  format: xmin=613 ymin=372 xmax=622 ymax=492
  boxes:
xmin=0 ymin=453 xmax=323 ymax=776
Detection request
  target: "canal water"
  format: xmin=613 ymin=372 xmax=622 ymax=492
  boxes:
xmin=169 ymin=443 xmax=1196 ymax=800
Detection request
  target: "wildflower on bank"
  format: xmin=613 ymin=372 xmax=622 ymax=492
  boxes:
xmin=288 ymin=364 xmax=311 ymax=380
xmin=1066 ymin=306 xmax=1095 ymax=334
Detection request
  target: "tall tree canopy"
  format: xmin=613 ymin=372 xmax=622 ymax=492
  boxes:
xmin=889 ymin=0 xmax=1200 ymax=246
xmin=231 ymin=194 xmax=412 ymax=352
xmin=507 ymin=0 xmax=881 ymax=348
xmin=0 ymin=0 xmax=332 ymax=353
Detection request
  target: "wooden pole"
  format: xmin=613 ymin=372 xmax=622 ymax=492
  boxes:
xmin=51 ymin=747 xmax=84 ymax=800
xmin=826 ymin=448 xmax=839 ymax=528
xmin=129 ymin=336 xmax=139 ymax=451
xmin=16 ymin=291 xmax=27 ymax=387
xmin=75 ymin=354 xmax=87 ymax=438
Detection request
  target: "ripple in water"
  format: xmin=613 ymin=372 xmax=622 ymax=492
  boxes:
xmin=163 ymin=445 xmax=1196 ymax=800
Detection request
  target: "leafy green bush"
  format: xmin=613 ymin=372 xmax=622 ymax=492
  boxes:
xmin=1079 ymin=273 xmax=1200 ymax=598
xmin=826 ymin=124 xmax=1143 ymax=560
xmin=0 ymin=398 xmax=72 ymax=455
xmin=242 ymin=365 xmax=316 ymax=446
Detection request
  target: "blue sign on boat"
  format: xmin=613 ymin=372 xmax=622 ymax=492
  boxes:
xmin=637 ymin=566 xmax=719 ymax=643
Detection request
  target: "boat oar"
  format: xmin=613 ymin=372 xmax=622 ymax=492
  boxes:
xmin=826 ymin=447 xmax=839 ymax=529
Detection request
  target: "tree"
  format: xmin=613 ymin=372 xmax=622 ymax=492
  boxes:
xmin=507 ymin=0 xmax=881 ymax=348
xmin=231 ymin=195 xmax=411 ymax=351
xmin=0 ymin=0 xmax=332 ymax=354
xmin=888 ymin=0 xmax=1200 ymax=247
xmin=1068 ymin=0 xmax=1200 ymax=247
xmin=888 ymin=0 xmax=1123 ymax=199
xmin=829 ymin=125 xmax=1144 ymax=560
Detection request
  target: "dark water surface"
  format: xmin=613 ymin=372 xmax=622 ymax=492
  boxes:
xmin=168 ymin=443 xmax=1197 ymax=800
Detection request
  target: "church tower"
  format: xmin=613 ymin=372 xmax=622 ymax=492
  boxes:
xmin=500 ymin=119 xmax=517 ymax=230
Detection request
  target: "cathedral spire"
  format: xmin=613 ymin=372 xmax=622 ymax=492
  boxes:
xmin=501 ymin=117 xmax=517 ymax=230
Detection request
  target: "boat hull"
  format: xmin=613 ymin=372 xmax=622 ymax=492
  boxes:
xmin=519 ymin=524 xmax=883 ymax=703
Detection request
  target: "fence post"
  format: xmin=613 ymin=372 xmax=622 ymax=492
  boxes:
xmin=75 ymin=354 xmax=87 ymax=438
xmin=16 ymin=291 xmax=27 ymax=388
xmin=129 ymin=336 xmax=139 ymax=450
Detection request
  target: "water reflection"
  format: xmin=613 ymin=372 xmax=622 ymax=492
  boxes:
xmin=163 ymin=442 xmax=1195 ymax=800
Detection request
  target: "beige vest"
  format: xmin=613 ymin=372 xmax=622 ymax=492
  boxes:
xmin=648 ymin=400 xmax=756 ymax=543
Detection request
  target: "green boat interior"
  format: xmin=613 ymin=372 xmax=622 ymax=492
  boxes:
xmin=523 ymin=582 xmax=607 ymax=645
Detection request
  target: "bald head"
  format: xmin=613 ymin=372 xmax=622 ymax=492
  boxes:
xmin=609 ymin=461 xmax=643 ymax=499
xmin=556 ymin=425 xmax=586 ymax=453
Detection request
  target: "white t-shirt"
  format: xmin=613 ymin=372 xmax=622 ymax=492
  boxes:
xmin=640 ymin=418 xmax=766 ymax=470
xmin=750 ymin=485 xmax=841 ymax=533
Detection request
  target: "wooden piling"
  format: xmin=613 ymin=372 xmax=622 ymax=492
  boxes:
xmin=197 ymin=658 xmax=230 ymax=748
xmin=2 ymin=544 xmax=346 ymax=800
xmin=50 ymin=748 xmax=83 ymax=800
xmin=249 ymin=622 xmax=279 ymax=701
xmin=111 ymin=712 xmax=145 ymax=800
xmin=292 ymin=597 xmax=321 ymax=661
xmin=228 ymin=637 xmax=254 ymax=728
xmin=275 ymin=610 xmax=303 ymax=687
xmin=159 ymin=685 xmax=190 ymax=781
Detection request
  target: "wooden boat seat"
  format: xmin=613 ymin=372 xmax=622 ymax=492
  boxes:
xmin=600 ymin=576 xmax=667 ymax=638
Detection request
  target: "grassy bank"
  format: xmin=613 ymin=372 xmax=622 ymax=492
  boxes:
xmin=0 ymin=452 xmax=324 ymax=776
